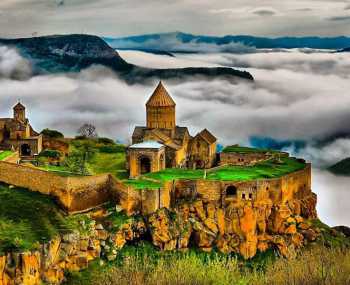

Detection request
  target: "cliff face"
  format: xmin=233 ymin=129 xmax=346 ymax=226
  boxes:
xmin=0 ymin=190 xmax=318 ymax=284
xmin=147 ymin=192 xmax=317 ymax=259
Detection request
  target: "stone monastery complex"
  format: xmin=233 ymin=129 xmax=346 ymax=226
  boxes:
xmin=0 ymin=82 xmax=319 ymax=284
xmin=127 ymin=81 xmax=217 ymax=178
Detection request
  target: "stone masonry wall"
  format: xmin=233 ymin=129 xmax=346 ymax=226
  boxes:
xmin=0 ymin=161 xmax=111 ymax=213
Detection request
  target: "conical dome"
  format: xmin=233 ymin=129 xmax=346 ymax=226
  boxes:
xmin=146 ymin=82 xmax=176 ymax=107
xmin=13 ymin=102 xmax=25 ymax=110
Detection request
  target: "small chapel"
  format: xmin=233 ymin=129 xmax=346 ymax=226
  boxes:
xmin=0 ymin=102 xmax=42 ymax=158
xmin=127 ymin=82 xmax=217 ymax=178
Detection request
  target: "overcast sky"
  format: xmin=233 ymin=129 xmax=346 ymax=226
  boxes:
xmin=0 ymin=0 xmax=350 ymax=38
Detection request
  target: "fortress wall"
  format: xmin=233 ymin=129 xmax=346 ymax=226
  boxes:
xmin=0 ymin=161 xmax=67 ymax=196
xmin=219 ymin=152 xmax=270 ymax=166
xmin=0 ymin=161 xmax=114 ymax=213
xmin=109 ymin=177 xmax=141 ymax=215
xmin=195 ymin=180 xmax=222 ymax=202
xmin=65 ymin=174 xmax=111 ymax=213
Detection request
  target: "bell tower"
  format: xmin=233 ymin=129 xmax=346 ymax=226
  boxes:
xmin=146 ymin=82 xmax=176 ymax=130
xmin=13 ymin=102 xmax=26 ymax=122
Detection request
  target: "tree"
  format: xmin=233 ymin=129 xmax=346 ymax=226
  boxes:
xmin=41 ymin=128 xmax=64 ymax=139
xmin=64 ymin=151 xmax=88 ymax=175
xmin=77 ymin=123 xmax=98 ymax=139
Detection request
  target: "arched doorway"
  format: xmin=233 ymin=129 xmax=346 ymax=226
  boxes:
xmin=226 ymin=185 xmax=237 ymax=197
xmin=21 ymin=144 xmax=31 ymax=157
xmin=140 ymin=156 xmax=151 ymax=175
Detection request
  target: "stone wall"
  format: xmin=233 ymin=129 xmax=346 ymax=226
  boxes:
xmin=0 ymin=161 xmax=111 ymax=214
xmin=171 ymin=164 xmax=312 ymax=208
xmin=219 ymin=152 xmax=271 ymax=166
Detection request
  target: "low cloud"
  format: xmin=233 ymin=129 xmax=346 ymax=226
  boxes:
xmin=0 ymin=46 xmax=32 ymax=80
xmin=313 ymin=169 xmax=350 ymax=226
xmin=251 ymin=7 xmax=278 ymax=16
xmin=1 ymin=47 xmax=350 ymax=169
xmin=328 ymin=15 xmax=350 ymax=21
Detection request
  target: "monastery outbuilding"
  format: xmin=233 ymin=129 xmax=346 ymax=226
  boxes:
xmin=0 ymin=102 xmax=42 ymax=159
xmin=127 ymin=82 xmax=217 ymax=178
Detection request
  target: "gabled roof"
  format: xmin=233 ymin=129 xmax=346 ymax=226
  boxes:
xmin=146 ymin=81 xmax=176 ymax=107
xmin=197 ymin=129 xmax=217 ymax=144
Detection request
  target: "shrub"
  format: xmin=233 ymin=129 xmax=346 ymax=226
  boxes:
xmin=38 ymin=149 xmax=62 ymax=158
xmin=98 ymin=137 xmax=116 ymax=145
xmin=41 ymin=128 xmax=64 ymax=138
xmin=99 ymin=145 xmax=125 ymax=153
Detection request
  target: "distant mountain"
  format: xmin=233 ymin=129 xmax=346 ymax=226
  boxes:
xmin=0 ymin=34 xmax=253 ymax=82
xmin=338 ymin=47 xmax=350 ymax=52
xmin=104 ymin=32 xmax=350 ymax=53
xmin=328 ymin=158 xmax=350 ymax=176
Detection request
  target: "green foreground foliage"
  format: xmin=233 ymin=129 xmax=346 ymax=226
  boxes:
xmin=65 ymin=239 xmax=350 ymax=285
xmin=0 ymin=184 xmax=91 ymax=254
xmin=0 ymin=150 xmax=14 ymax=161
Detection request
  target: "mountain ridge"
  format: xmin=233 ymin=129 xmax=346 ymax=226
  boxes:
xmin=0 ymin=34 xmax=253 ymax=82
xmin=104 ymin=31 xmax=350 ymax=52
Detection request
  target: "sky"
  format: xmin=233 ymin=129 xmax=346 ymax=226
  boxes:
xmin=0 ymin=0 xmax=350 ymax=38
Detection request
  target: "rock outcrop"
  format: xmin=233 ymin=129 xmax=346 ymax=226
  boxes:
xmin=147 ymin=192 xmax=318 ymax=259
xmin=0 ymin=217 xmax=146 ymax=285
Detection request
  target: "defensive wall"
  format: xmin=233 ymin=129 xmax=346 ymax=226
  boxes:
xmin=0 ymin=159 xmax=312 ymax=216
xmin=219 ymin=151 xmax=289 ymax=166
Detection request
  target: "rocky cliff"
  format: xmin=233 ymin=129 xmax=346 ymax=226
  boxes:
xmin=147 ymin=192 xmax=318 ymax=259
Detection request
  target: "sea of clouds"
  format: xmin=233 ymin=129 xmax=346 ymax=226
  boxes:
xmin=0 ymin=46 xmax=349 ymax=225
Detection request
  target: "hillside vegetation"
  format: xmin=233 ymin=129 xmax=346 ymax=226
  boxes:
xmin=65 ymin=228 xmax=350 ymax=285
xmin=0 ymin=184 xmax=90 ymax=254
xmin=328 ymin=157 xmax=350 ymax=176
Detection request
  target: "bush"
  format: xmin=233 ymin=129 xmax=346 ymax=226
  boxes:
xmin=99 ymin=145 xmax=125 ymax=153
xmin=38 ymin=149 xmax=62 ymax=158
xmin=98 ymin=137 xmax=116 ymax=145
xmin=41 ymin=128 xmax=64 ymax=138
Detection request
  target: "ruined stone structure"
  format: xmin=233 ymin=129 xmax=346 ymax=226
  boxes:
xmin=0 ymin=103 xmax=42 ymax=159
xmin=128 ymin=82 xmax=217 ymax=177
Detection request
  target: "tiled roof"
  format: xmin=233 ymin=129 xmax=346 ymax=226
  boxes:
xmin=146 ymin=82 xmax=176 ymax=107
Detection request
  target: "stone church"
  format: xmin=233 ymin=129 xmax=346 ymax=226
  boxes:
xmin=127 ymin=82 xmax=217 ymax=178
xmin=0 ymin=102 xmax=42 ymax=158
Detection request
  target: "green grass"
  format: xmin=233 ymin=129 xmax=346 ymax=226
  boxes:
xmin=222 ymin=145 xmax=276 ymax=154
xmin=135 ymin=157 xmax=306 ymax=188
xmin=64 ymin=238 xmax=350 ymax=285
xmin=0 ymin=183 xmax=92 ymax=254
xmin=328 ymin=157 xmax=350 ymax=176
xmin=0 ymin=150 xmax=14 ymax=161
xmin=87 ymin=151 xmax=128 ymax=180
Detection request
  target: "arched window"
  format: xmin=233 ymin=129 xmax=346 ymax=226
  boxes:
xmin=226 ymin=185 xmax=237 ymax=197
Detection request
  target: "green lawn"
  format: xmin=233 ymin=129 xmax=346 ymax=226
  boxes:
xmin=137 ymin=157 xmax=306 ymax=187
xmin=0 ymin=150 xmax=14 ymax=161
xmin=0 ymin=183 xmax=91 ymax=253
xmin=222 ymin=145 xmax=276 ymax=154
xmin=87 ymin=151 xmax=128 ymax=180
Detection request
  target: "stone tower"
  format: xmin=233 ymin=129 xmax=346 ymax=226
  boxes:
xmin=146 ymin=82 xmax=176 ymax=129
xmin=13 ymin=102 xmax=26 ymax=122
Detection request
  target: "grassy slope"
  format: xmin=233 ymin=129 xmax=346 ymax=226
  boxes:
xmin=0 ymin=151 xmax=14 ymax=161
xmin=143 ymin=157 xmax=305 ymax=185
xmin=328 ymin=157 xmax=350 ymax=176
xmin=41 ymin=140 xmax=305 ymax=189
xmin=0 ymin=184 xmax=90 ymax=254
xmin=222 ymin=145 xmax=276 ymax=154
